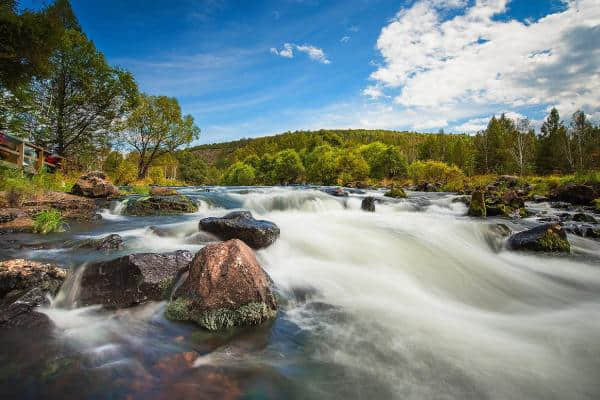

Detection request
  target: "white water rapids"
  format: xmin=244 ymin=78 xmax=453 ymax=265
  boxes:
xmin=4 ymin=187 xmax=600 ymax=399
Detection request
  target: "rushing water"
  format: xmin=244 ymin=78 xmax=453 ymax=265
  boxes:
xmin=1 ymin=186 xmax=600 ymax=399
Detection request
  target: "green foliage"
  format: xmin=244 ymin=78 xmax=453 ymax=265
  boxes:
xmin=122 ymin=93 xmax=200 ymax=179
xmin=594 ymin=198 xmax=600 ymax=212
xmin=305 ymin=145 xmax=338 ymax=184
xmin=148 ymin=166 xmax=166 ymax=185
xmin=175 ymin=150 xmax=211 ymax=185
xmin=335 ymin=149 xmax=368 ymax=185
xmin=272 ymin=149 xmax=305 ymax=184
xmin=223 ymin=162 xmax=256 ymax=186
xmin=407 ymin=160 xmax=464 ymax=186
xmin=384 ymin=187 xmax=406 ymax=198
xmin=33 ymin=209 xmax=66 ymax=234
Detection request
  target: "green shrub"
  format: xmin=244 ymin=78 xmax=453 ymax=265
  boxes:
xmin=33 ymin=209 xmax=67 ymax=234
xmin=408 ymin=160 xmax=465 ymax=186
xmin=148 ymin=166 xmax=166 ymax=186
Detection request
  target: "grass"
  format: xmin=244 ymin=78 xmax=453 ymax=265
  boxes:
xmin=0 ymin=167 xmax=78 ymax=202
xmin=33 ymin=209 xmax=67 ymax=234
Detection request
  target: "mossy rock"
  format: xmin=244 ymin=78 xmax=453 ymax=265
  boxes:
xmin=468 ymin=190 xmax=486 ymax=217
xmin=124 ymin=195 xmax=198 ymax=216
xmin=507 ymin=223 xmax=570 ymax=253
xmin=384 ymin=187 xmax=406 ymax=198
xmin=165 ymin=298 xmax=277 ymax=331
xmin=594 ymin=198 xmax=600 ymax=213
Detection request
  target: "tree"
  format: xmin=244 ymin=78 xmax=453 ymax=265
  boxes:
xmin=26 ymin=28 xmax=138 ymax=159
xmin=223 ymin=162 xmax=255 ymax=186
xmin=510 ymin=118 xmax=536 ymax=175
xmin=335 ymin=149 xmax=369 ymax=185
xmin=122 ymin=94 xmax=200 ymax=179
xmin=272 ymin=149 xmax=304 ymax=184
xmin=176 ymin=150 xmax=209 ymax=185
xmin=0 ymin=0 xmax=66 ymax=90
xmin=570 ymin=110 xmax=593 ymax=171
xmin=306 ymin=145 xmax=337 ymax=184
xmin=537 ymin=108 xmax=568 ymax=174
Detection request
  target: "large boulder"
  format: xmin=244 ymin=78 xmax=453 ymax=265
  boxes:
xmin=125 ymin=195 xmax=198 ymax=216
xmin=71 ymin=171 xmax=119 ymax=198
xmin=507 ymin=223 xmax=570 ymax=253
xmin=77 ymin=250 xmax=193 ymax=308
xmin=199 ymin=211 xmax=280 ymax=249
xmin=166 ymin=239 xmax=277 ymax=331
xmin=0 ymin=259 xmax=66 ymax=329
xmin=550 ymin=184 xmax=597 ymax=205
xmin=361 ymin=196 xmax=376 ymax=212
xmin=468 ymin=190 xmax=486 ymax=217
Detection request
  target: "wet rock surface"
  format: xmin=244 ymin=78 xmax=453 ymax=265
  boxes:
xmin=199 ymin=211 xmax=280 ymax=249
xmin=167 ymin=239 xmax=277 ymax=331
xmin=0 ymin=259 xmax=66 ymax=329
xmin=71 ymin=171 xmax=119 ymax=198
xmin=361 ymin=196 xmax=376 ymax=212
xmin=125 ymin=195 xmax=198 ymax=216
xmin=550 ymin=184 xmax=597 ymax=206
xmin=322 ymin=187 xmax=348 ymax=197
xmin=507 ymin=223 xmax=570 ymax=253
xmin=468 ymin=190 xmax=486 ymax=217
xmin=77 ymin=250 xmax=193 ymax=308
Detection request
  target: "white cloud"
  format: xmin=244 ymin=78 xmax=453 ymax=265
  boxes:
xmin=362 ymin=85 xmax=384 ymax=100
xmin=340 ymin=36 xmax=351 ymax=43
xmin=270 ymin=43 xmax=331 ymax=64
xmin=367 ymin=0 xmax=600 ymax=128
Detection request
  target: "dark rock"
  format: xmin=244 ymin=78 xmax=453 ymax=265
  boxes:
xmin=322 ymin=187 xmax=348 ymax=197
xmin=532 ymin=195 xmax=549 ymax=203
xmin=71 ymin=171 xmax=120 ymax=198
xmin=572 ymin=213 xmax=597 ymax=223
xmin=125 ymin=195 xmax=198 ymax=216
xmin=564 ymin=224 xmax=600 ymax=239
xmin=73 ymin=234 xmax=124 ymax=250
xmin=166 ymin=239 xmax=277 ymax=331
xmin=550 ymin=184 xmax=597 ymax=205
xmin=468 ymin=190 xmax=486 ymax=217
xmin=507 ymin=223 xmax=570 ymax=253
xmin=551 ymin=201 xmax=573 ymax=210
xmin=0 ymin=259 xmax=66 ymax=329
xmin=452 ymin=195 xmax=470 ymax=205
xmin=495 ymin=175 xmax=519 ymax=188
xmin=199 ymin=211 xmax=280 ymax=249
xmin=77 ymin=250 xmax=193 ymax=308
xmin=361 ymin=197 xmax=376 ymax=212
xmin=416 ymin=182 xmax=439 ymax=192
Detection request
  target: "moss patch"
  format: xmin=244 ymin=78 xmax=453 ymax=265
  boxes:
xmin=384 ymin=187 xmax=406 ymax=198
xmin=468 ymin=191 xmax=486 ymax=217
xmin=594 ymin=198 xmax=600 ymax=212
xmin=166 ymin=299 xmax=276 ymax=331
xmin=538 ymin=230 xmax=570 ymax=253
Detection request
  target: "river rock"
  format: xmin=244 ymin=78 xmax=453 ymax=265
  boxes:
xmin=572 ymin=213 xmax=597 ymax=223
xmin=384 ymin=187 xmax=406 ymax=198
xmin=166 ymin=239 xmax=277 ymax=331
xmin=71 ymin=171 xmax=120 ymax=198
xmin=452 ymin=195 xmax=470 ymax=205
xmin=550 ymin=184 xmax=597 ymax=205
xmin=71 ymin=234 xmax=124 ymax=250
xmin=564 ymin=224 xmax=600 ymax=239
xmin=361 ymin=197 xmax=376 ymax=212
xmin=468 ymin=190 xmax=486 ymax=217
xmin=77 ymin=250 xmax=193 ymax=308
xmin=323 ymin=187 xmax=348 ymax=197
xmin=0 ymin=259 xmax=66 ymax=329
xmin=125 ymin=195 xmax=198 ymax=216
xmin=507 ymin=223 xmax=570 ymax=253
xmin=532 ymin=195 xmax=549 ymax=203
xmin=199 ymin=211 xmax=280 ymax=249
xmin=149 ymin=187 xmax=178 ymax=196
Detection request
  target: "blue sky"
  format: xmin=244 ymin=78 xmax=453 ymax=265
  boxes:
xmin=23 ymin=0 xmax=600 ymax=144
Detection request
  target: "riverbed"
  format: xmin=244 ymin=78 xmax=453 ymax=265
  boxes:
xmin=1 ymin=186 xmax=600 ymax=399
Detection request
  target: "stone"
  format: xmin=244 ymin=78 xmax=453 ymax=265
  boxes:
xmin=149 ymin=187 xmax=178 ymax=196
xmin=199 ymin=211 xmax=280 ymax=249
xmin=384 ymin=187 xmax=407 ymax=198
xmin=71 ymin=171 xmax=120 ymax=198
xmin=125 ymin=195 xmax=198 ymax=216
xmin=71 ymin=234 xmax=124 ymax=250
xmin=166 ymin=239 xmax=277 ymax=331
xmin=468 ymin=190 xmax=486 ymax=217
xmin=550 ymin=184 xmax=597 ymax=205
xmin=322 ymin=187 xmax=348 ymax=197
xmin=507 ymin=223 xmax=570 ymax=253
xmin=77 ymin=250 xmax=193 ymax=308
xmin=361 ymin=196 xmax=376 ymax=212
xmin=572 ymin=213 xmax=597 ymax=223
xmin=0 ymin=259 xmax=66 ymax=329
xmin=564 ymin=224 xmax=600 ymax=239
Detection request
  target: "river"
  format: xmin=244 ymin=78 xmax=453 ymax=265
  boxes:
xmin=1 ymin=186 xmax=600 ymax=399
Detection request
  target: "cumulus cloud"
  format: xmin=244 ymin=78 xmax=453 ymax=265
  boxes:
xmin=362 ymin=85 xmax=385 ymax=100
xmin=367 ymin=0 xmax=600 ymax=127
xmin=270 ymin=43 xmax=331 ymax=64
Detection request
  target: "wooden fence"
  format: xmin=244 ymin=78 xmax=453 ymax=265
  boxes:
xmin=0 ymin=132 xmax=66 ymax=173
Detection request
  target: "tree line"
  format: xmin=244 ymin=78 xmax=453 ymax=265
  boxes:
xmin=0 ymin=0 xmax=199 ymax=179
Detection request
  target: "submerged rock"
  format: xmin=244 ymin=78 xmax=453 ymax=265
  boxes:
xmin=322 ymin=187 xmax=348 ymax=197
xmin=0 ymin=259 xmax=66 ymax=329
xmin=452 ymin=195 xmax=470 ymax=205
xmin=384 ymin=187 xmax=406 ymax=198
xmin=166 ymin=239 xmax=277 ymax=331
xmin=199 ymin=211 xmax=280 ymax=249
xmin=125 ymin=195 xmax=198 ymax=216
xmin=468 ymin=190 xmax=486 ymax=217
xmin=77 ymin=250 xmax=193 ymax=308
xmin=564 ymin=224 xmax=600 ymax=239
xmin=71 ymin=171 xmax=119 ymax=198
xmin=361 ymin=197 xmax=376 ymax=212
xmin=572 ymin=213 xmax=597 ymax=223
xmin=550 ymin=184 xmax=597 ymax=205
xmin=71 ymin=234 xmax=124 ymax=250
xmin=507 ymin=223 xmax=570 ymax=253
